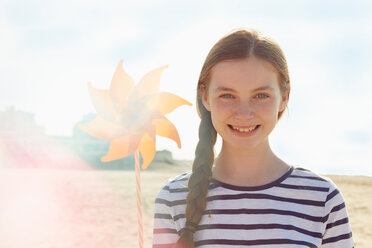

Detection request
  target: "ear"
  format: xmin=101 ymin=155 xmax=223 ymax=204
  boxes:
xmin=199 ymin=84 xmax=211 ymax=111
xmin=279 ymin=89 xmax=290 ymax=112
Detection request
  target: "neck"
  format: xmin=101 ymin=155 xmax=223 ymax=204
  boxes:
xmin=212 ymin=139 xmax=289 ymax=186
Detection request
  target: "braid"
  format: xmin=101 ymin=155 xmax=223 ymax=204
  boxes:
xmin=174 ymin=109 xmax=217 ymax=248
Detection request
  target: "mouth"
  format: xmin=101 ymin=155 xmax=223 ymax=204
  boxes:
xmin=228 ymin=124 xmax=260 ymax=133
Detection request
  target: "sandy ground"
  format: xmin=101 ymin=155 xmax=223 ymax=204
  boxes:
xmin=328 ymin=175 xmax=372 ymax=248
xmin=0 ymin=168 xmax=370 ymax=248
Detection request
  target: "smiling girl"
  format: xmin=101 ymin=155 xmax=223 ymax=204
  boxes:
xmin=152 ymin=29 xmax=353 ymax=248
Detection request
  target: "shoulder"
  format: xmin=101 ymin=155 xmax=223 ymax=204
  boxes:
xmin=290 ymin=166 xmax=336 ymax=187
xmin=155 ymin=171 xmax=191 ymax=201
xmin=164 ymin=171 xmax=191 ymax=191
xmin=289 ymin=166 xmax=344 ymax=202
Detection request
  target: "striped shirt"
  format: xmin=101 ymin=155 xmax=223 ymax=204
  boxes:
xmin=152 ymin=166 xmax=353 ymax=247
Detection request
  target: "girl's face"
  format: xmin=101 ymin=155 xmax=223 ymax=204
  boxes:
xmin=201 ymin=56 xmax=288 ymax=151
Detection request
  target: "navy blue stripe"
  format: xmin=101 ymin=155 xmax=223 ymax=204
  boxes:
xmin=326 ymin=188 xmax=340 ymax=202
xmin=168 ymin=187 xmax=188 ymax=193
xmin=331 ymin=202 xmax=346 ymax=213
xmin=326 ymin=217 xmax=349 ymax=230
xmin=170 ymin=188 xmax=188 ymax=193
xmin=294 ymin=167 xmax=311 ymax=172
xmin=323 ymin=202 xmax=346 ymax=223
xmin=165 ymin=215 xmax=185 ymax=222
xmin=277 ymin=183 xmax=329 ymax=192
xmin=208 ymin=183 xmax=220 ymax=190
xmin=195 ymin=238 xmax=316 ymax=247
xmin=161 ymin=185 xmax=169 ymax=191
xmin=209 ymin=208 xmax=327 ymax=222
xmin=172 ymin=208 xmax=326 ymax=222
xmin=211 ymin=167 xmax=294 ymax=191
xmin=154 ymin=213 xmax=172 ymax=219
xmin=156 ymin=192 xmax=324 ymax=207
xmin=164 ymin=183 xmax=329 ymax=193
xmin=170 ymin=175 xmax=188 ymax=183
xmin=155 ymin=198 xmax=185 ymax=206
xmin=162 ymin=184 xmax=218 ymax=193
xmin=322 ymin=232 xmax=352 ymax=244
xmin=209 ymin=193 xmax=325 ymax=206
xmin=195 ymin=223 xmax=322 ymax=238
xmin=172 ymin=214 xmax=185 ymax=221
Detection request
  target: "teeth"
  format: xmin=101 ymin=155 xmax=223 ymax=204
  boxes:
xmin=231 ymin=125 xmax=257 ymax=132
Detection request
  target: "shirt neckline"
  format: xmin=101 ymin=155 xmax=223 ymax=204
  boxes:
xmin=210 ymin=165 xmax=294 ymax=191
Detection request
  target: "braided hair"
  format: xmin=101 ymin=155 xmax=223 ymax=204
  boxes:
xmin=174 ymin=28 xmax=290 ymax=247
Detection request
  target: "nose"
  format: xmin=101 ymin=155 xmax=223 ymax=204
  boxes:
xmin=234 ymin=101 xmax=254 ymax=119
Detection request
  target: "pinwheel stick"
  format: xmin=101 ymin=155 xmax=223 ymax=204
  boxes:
xmin=134 ymin=150 xmax=143 ymax=248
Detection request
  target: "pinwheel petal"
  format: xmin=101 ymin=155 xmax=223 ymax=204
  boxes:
xmin=138 ymin=130 xmax=156 ymax=170
xmin=133 ymin=65 xmax=168 ymax=98
xmin=82 ymin=60 xmax=190 ymax=166
xmin=78 ymin=116 xmax=127 ymax=141
xmin=101 ymin=134 xmax=142 ymax=162
xmin=152 ymin=117 xmax=181 ymax=148
xmin=148 ymin=92 xmax=192 ymax=115
xmin=87 ymin=82 xmax=118 ymax=122
xmin=109 ymin=59 xmax=135 ymax=108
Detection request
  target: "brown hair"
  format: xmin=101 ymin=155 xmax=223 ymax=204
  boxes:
xmin=174 ymin=28 xmax=290 ymax=247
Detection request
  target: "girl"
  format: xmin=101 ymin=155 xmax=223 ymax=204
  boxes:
xmin=152 ymin=29 xmax=353 ymax=247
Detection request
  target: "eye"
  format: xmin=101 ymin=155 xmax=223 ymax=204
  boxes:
xmin=255 ymin=93 xmax=269 ymax=99
xmin=220 ymin=94 xmax=234 ymax=99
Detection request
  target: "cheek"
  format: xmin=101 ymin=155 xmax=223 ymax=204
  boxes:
xmin=209 ymin=102 xmax=232 ymax=129
xmin=211 ymin=100 xmax=234 ymax=114
xmin=209 ymin=112 xmax=223 ymax=134
xmin=256 ymin=99 xmax=281 ymax=113
xmin=256 ymin=102 xmax=278 ymax=113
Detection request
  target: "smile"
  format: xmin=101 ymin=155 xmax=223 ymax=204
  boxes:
xmin=229 ymin=125 xmax=259 ymax=133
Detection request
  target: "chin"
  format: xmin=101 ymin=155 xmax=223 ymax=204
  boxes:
xmin=225 ymin=140 xmax=262 ymax=151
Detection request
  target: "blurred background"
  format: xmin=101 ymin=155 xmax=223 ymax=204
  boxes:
xmin=1 ymin=1 xmax=372 ymax=247
xmin=1 ymin=0 xmax=371 ymax=176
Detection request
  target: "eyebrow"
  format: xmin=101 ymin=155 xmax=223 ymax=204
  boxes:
xmin=215 ymin=86 xmax=275 ymax=92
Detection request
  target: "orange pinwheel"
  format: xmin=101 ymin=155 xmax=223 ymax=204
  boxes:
xmin=79 ymin=60 xmax=191 ymax=169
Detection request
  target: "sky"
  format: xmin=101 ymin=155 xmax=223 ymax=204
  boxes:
xmin=1 ymin=0 xmax=372 ymax=176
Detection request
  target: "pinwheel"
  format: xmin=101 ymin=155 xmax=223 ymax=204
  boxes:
xmin=79 ymin=60 xmax=191 ymax=248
